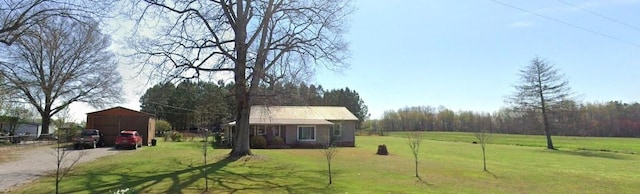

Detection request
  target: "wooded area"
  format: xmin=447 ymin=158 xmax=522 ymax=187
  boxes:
xmin=370 ymin=101 xmax=640 ymax=137
xmin=139 ymin=81 xmax=369 ymax=130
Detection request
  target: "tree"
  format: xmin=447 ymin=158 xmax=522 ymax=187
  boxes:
xmin=140 ymin=81 xmax=232 ymax=130
xmin=200 ymin=128 xmax=211 ymax=191
xmin=156 ymin=119 xmax=172 ymax=134
xmin=193 ymin=82 xmax=232 ymax=128
xmin=508 ymin=57 xmax=572 ymax=149
xmin=406 ymin=132 xmax=423 ymax=178
xmin=139 ymin=82 xmax=176 ymax=121
xmin=0 ymin=0 xmax=110 ymax=46
xmin=474 ymin=128 xmax=491 ymax=172
xmin=321 ymin=135 xmax=339 ymax=185
xmin=132 ymin=0 xmax=353 ymax=157
xmin=51 ymin=106 xmax=86 ymax=194
xmin=0 ymin=18 xmax=123 ymax=134
xmin=323 ymin=88 xmax=369 ymax=128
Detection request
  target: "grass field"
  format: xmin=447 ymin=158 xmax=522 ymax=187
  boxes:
xmin=11 ymin=132 xmax=640 ymax=193
xmin=388 ymin=131 xmax=640 ymax=154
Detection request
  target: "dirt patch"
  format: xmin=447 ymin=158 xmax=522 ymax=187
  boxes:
xmin=0 ymin=143 xmax=48 ymax=163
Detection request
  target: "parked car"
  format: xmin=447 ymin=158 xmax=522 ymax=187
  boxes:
xmin=115 ymin=130 xmax=143 ymax=150
xmin=73 ymin=129 xmax=104 ymax=149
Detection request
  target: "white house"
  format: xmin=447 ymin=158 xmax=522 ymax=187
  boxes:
xmin=14 ymin=122 xmax=57 ymax=139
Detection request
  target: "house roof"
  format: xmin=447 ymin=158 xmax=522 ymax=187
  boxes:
xmin=228 ymin=118 xmax=334 ymax=125
xmin=252 ymin=106 xmax=358 ymax=121
xmin=228 ymin=106 xmax=358 ymax=125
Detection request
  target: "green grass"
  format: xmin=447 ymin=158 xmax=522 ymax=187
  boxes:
xmin=389 ymin=131 xmax=640 ymax=154
xmin=11 ymin=133 xmax=640 ymax=193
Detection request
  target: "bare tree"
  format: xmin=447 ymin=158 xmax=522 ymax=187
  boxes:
xmin=130 ymin=0 xmax=353 ymax=157
xmin=0 ymin=0 xmax=111 ymax=46
xmin=51 ymin=106 xmax=85 ymax=194
xmin=321 ymin=135 xmax=339 ymax=185
xmin=201 ymin=129 xmax=210 ymax=191
xmin=0 ymin=18 xmax=123 ymax=135
xmin=508 ymin=57 xmax=572 ymax=150
xmin=474 ymin=129 xmax=491 ymax=172
xmin=407 ymin=132 xmax=423 ymax=178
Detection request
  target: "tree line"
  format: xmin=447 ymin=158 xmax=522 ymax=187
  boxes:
xmin=368 ymin=100 xmax=640 ymax=137
xmin=139 ymin=81 xmax=369 ymax=130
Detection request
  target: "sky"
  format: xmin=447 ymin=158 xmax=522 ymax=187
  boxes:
xmin=69 ymin=0 xmax=640 ymax=121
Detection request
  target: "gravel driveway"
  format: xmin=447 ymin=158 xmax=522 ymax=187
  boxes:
xmin=0 ymin=145 xmax=124 ymax=192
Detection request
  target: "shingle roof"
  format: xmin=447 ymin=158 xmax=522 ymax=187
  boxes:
xmin=251 ymin=106 xmax=358 ymax=121
xmin=228 ymin=106 xmax=357 ymax=125
xmin=228 ymin=118 xmax=334 ymax=125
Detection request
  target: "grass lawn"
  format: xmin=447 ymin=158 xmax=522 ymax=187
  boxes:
xmin=11 ymin=133 xmax=640 ymax=193
xmin=388 ymin=131 xmax=640 ymax=154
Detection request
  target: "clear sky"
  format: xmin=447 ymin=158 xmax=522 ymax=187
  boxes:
xmin=69 ymin=0 xmax=640 ymax=121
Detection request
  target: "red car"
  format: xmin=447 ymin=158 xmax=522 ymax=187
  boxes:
xmin=115 ymin=130 xmax=143 ymax=150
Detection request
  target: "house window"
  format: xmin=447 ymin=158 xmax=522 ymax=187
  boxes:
xmin=256 ymin=125 xmax=266 ymax=135
xmin=297 ymin=126 xmax=316 ymax=141
xmin=331 ymin=123 xmax=342 ymax=136
xmin=251 ymin=126 xmax=266 ymax=135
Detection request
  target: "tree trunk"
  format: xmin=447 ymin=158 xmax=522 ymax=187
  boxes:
xmin=41 ymin=113 xmax=51 ymax=134
xmin=228 ymin=2 xmax=252 ymax=157
xmin=414 ymin=156 xmax=419 ymax=177
xmin=55 ymin=140 xmax=61 ymax=194
xmin=230 ymin=103 xmax=252 ymax=157
xmin=482 ymin=146 xmax=487 ymax=171
xmin=538 ymin=78 xmax=555 ymax=150
xmin=541 ymin=103 xmax=555 ymax=149
xmin=328 ymin=159 xmax=332 ymax=185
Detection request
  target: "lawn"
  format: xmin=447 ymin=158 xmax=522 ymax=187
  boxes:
xmin=11 ymin=132 xmax=640 ymax=193
xmin=388 ymin=131 xmax=640 ymax=154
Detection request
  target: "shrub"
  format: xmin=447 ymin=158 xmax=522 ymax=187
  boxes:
xmin=271 ymin=136 xmax=284 ymax=146
xmin=156 ymin=120 xmax=172 ymax=134
xmin=163 ymin=132 xmax=169 ymax=142
xmin=250 ymin=135 xmax=267 ymax=149
xmin=170 ymin=131 xmax=183 ymax=142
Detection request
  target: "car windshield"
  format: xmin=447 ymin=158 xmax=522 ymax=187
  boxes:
xmin=81 ymin=131 xmax=98 ymax=136
xmin=119 ymin=133 xmax=133 ymax=137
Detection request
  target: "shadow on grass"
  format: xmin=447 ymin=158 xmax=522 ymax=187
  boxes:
xmin=68 ymin=154 xmax=330 ymax=194
xmin=538 ymin=149 xmax=631 ymax=160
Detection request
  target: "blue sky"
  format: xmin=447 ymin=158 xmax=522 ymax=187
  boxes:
xmin=69 ymin=0 xmax=640 ymax=121
xmin=315 ymin=0 xmax=640 ymax=118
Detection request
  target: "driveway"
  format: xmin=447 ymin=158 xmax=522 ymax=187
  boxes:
xmin=0 ymin=145 xmax=124 ymax=192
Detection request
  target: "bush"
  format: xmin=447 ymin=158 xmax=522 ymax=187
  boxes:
xmin=271 ymin=136 xmax=284 ymax=146
xmin=250 ymin=135 xmax=267 ymax=149
xmin=169 ymin=131 xmax=183 ymax=142
xmin=156 ymin=120 xmax=172 ymax=134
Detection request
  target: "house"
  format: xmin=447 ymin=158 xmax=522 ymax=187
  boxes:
xmin=0 ymin=116 xmax=57 ymax=139
xmin=227 ymin=106 xmax=358 ymax=147
xmin=14 ymin=122 xmax=57 ymax=139
xmin=85 ymin=107 xmax=156 ymax=147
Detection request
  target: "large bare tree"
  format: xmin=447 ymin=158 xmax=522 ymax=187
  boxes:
xmin=0 ymin=0 xmax=111 ymax=46
xmin=508 ymin=57 xmax=572 ymax=149
xmin=0 ymin=18 xmax=123 ymax=134
xmin=131 ymin=0 xmax=352 ymax=156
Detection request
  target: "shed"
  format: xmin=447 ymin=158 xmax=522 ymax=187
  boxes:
xmin=86 ymin=107 xmax=156 ymax=147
